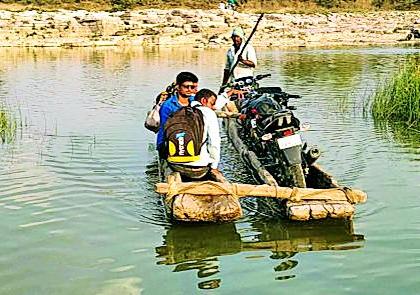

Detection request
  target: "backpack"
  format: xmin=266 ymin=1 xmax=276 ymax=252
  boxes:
xmin=164 ymin=106 xmax=205 ymax=163
xmin=144 ymin=103 xmax=161 ymax=133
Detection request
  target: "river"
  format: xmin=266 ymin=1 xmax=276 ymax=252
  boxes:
xmin=0 ymin=46 xmax=419 ymax=294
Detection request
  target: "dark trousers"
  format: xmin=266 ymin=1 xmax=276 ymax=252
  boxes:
xmin=168 ymin=163 xmax=210 ymax=180
xmin=157 ymin=144 xmax=166 ymax=160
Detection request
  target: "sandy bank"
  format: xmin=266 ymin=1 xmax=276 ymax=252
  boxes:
xmin=0 ymin=9 xmax=419 ymax=48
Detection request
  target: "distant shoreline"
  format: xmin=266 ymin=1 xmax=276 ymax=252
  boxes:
xmin=0 ymin=9 xmax=418 ymax=48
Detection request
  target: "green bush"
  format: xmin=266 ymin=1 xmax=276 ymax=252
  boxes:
xmin=371 ymin=60 xmax=420 ymax=126
xmin=111 ymin=0 xmax=134 ymax=10
xmin=372 ymin=0 xmax=419 ymax=9
xmin=314 ymin=0 xmax=341 ymax=8
xmin=0 ymin=105 xmax=17 ymax=144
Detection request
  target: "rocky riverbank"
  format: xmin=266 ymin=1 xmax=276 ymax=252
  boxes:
xmin=0 ymin=9 xmax=419 ymax=48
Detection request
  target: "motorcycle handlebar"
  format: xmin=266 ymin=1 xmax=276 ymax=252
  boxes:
xmin=286 ymin=94 xmax=301 ymax=99
xmin=255 ymin=74 xmax=271 ymax=80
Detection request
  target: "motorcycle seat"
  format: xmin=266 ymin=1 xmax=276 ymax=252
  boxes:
xmin=256 ymin=87 xmax=283 ymax=95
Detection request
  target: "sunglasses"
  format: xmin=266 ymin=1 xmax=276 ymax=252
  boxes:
xmin=180 ymin=84 xmax=197 ymax=90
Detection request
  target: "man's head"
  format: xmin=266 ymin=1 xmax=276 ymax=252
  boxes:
xmin=231 ymin=27 xmax=245 ymax=48
xmin=195 ymin=89 xmax=217 ymax=110
xmin=176 ymin=72 xmax=199 ymax=98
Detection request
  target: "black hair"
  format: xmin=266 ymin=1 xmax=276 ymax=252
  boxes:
xmin=195 ymin=88 xmax=217 ymax=102
xmin=155 ymin=92 xmax=168 ymax=104
xmin=176 ymin=72 xmax=198 ymax=85
xmin=155 ymin=93 xmax=162 ymax=104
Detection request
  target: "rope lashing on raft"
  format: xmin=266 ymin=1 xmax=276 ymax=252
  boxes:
xmin=289 ymin=187 xmax=301 ymax=202
xmin=286 ymin=187 xmax=361 ymax=204
xmin=165 ymin=181 xmax=239 ymax=203
xmin=338 ymin=186 xmax=361 ymax=204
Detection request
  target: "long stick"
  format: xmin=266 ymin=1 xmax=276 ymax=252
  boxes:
xmin=155 ymin=181 xmax=368 ymax=204
xmin=221 ymin=13 xmax=264 ymax=91
xmin=215 ymin=110 xmax=240 ymax=118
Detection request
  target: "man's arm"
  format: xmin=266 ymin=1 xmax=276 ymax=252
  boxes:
xmin=222 ymin=48 xmax=233 ymax=85
xmin=238 ymin=56 xmax=255 ymax=68
xmin=215 ymin=92 xmax=230 ymax=110
xmin=206 ymin=110 xmax=221 ymax=169
xmin=239 ymin=45 xmax=257 ymax=68
xmin=156 ymin=101 xmax=172 ymax=147
xmin=159 ymin=102 xmax=172 ymax=129
xmin=215 ymin=89 xmax=244 ymax=111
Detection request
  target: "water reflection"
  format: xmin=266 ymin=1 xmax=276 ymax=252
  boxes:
xmin=156 ymin=220 xmax=364 ymax=289
xmin=2 ymin=46 xmax=420 ymax=294
xmin=374 ymin=121 xmax=420 ymax=148
xmin=372 ymin=121 xmax=420 ymax=166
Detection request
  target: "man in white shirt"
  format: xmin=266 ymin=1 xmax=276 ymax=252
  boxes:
xmin=222 ymin=27 xmax=257 ymax=86
xmin=168 ymin=89 xmax=225 ymax=181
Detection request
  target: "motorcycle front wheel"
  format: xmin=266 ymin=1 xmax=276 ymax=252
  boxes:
xmin=288 ymin=164 xmax=306 ymax=188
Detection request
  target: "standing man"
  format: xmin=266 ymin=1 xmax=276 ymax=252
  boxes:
xmin=222 ymin=27 xmax=257 ymax=86
xmin=156 ymin=72 xmax=198 ymax=158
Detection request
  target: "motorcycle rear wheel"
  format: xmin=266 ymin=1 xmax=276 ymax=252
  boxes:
xmin=288 ymin=164 xmax=306 ymax=188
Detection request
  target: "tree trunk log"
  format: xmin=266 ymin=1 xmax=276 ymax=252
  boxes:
xmin=156 ymin=181 xmax=367 ymax=204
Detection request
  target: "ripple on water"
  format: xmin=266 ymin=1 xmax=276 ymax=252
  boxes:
xmin=1 ymin=47 xmax=419 ymax=295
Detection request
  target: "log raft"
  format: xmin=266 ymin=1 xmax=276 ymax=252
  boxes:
xmin=156 ymin=165 xmax=366 ymax=222
xmin=159 ymin=162 xmax=243 ymax=222
xmin=154 ymin=113 xmax=367 ymax=222
xmin=222 ymin=114 xmax=368 ymax=221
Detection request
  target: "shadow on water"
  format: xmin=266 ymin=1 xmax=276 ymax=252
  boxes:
xmin=155 ymin=219 xmax=364 ymax=289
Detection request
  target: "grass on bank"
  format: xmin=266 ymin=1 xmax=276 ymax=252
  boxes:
xmin=0 ymin=104 xmax=17 ymax=144
xmin=371 ymin=60 xmax=420 ymax=127
xmin=0 ymin=0 xmax=418 ymax=12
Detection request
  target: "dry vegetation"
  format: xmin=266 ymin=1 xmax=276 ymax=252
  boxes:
xmin=0 ymin=0 xmax=418 ymax=12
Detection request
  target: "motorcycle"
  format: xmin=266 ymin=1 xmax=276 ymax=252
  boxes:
xmin=225 ymin=74 xmax=320 ymax=188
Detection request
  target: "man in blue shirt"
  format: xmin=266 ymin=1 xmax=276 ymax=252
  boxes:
xmin=157 ymin=72 xmax=198 ymax=158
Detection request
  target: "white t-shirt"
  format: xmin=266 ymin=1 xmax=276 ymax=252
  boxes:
xmin=225 ymin=43 xmax=257 ymax=81
xmin=188 ymin=101 xmax=221 ymax=169
xmin=215 ymin=92 xmax=230 ymax=110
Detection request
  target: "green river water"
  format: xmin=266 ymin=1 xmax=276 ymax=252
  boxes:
xmin=0 ymin=46 xmax=419 ymax=294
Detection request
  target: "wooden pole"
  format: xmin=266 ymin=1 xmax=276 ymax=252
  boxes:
xmin=155 ymin=181 xmax=367 ymax=204
xmin=215 ymin=111 xmax=241 ymax=118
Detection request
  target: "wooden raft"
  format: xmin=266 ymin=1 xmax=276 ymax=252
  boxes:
xmin=221 ymin=113 xmax=368 ymax=221
xmin=156 ymin=170 xmax=366 ymax=222
xmin=154 ymin=111 xmax=368 ymax=222
xmin=159 ymin=163 xmax=243 ymax=222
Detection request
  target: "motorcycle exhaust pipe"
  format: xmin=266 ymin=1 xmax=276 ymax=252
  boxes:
xmin=305 ymin=146 xmax=321 ymax=165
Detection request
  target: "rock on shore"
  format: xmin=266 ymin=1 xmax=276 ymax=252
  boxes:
xmin=0 ymin=9 xmax=419 ymax=48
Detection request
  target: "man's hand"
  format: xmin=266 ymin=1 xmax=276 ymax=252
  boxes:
xmin=209 ymin=168 xmax=227 ymax=183
xmin=210 ymin=168 xmax=221 ymax=175
xmin=226 ymin=88 xmax=245 ymax=100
